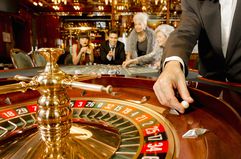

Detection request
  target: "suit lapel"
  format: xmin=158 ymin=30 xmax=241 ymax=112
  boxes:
xmin=226 ymin=0 xmax=241 ymax=61
xmin=200 ymin=1 xmax=222 ymax=55
xmin=107 ymin=41 xmax=111 ymax=51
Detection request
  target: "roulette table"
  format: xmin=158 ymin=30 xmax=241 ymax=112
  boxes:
xmin=0 ymin=77 xmax=240 ymax=159
xmin=61 ymin=64 xmax=159 ymax=77
xmin=0 ymin=64 xmax=160 ymax=80
xmin=0 ymin=49 xmax=240 ymax=159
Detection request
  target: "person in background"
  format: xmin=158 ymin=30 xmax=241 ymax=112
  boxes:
xmin=125 ymin=12 xmax=155 ymax=61
xmin=153 ymin=0 xmax=241 ymax=113
xmin=72 ymin=32 xmax=94 ymax=65
xmin=100 ymin=29 xmax=126 ymax=65
xmin=122 ymin=24 xmax=174 ymax=68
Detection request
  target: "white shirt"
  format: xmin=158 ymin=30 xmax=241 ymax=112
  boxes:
xmin=164 ymin=0 xmax=237 ymax=73
xmin=107 ymin=45 xmax=116 ymax=61
xmin=220 ymin=0 xmax=237 ymax=57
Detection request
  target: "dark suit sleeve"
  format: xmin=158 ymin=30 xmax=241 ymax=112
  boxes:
xmin=114 ymin=42 xmax=126 ymax=65
xmin=163 ymin=0 xmax=201 ymax=75
xmin=100 ymin=41 xmax=110 ymax=64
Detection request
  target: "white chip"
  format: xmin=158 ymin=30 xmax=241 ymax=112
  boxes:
xmin=181 ymin=100 xmax=189 ymax=109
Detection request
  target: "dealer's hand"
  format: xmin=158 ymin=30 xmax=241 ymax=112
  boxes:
xmin=153 ymin=61 xmax=194 ymax=113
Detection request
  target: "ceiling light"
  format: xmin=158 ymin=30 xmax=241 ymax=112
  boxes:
xmin=51 ymin=0 xmax=67 ymax=5
xmin=33 ymin=2 xmax=38 ymax=6
xmin=38 ymin=2 xmax=43 ymax=6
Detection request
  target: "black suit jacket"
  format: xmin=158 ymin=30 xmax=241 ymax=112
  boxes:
xmin=164 ymin=0 xmax=241 ymax=82
xmin=100 ymin=40 xmax=126 ymax=65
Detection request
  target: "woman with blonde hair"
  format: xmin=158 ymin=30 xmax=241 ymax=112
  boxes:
xmin=125 ymin=12 xmax=155 ymax=61
xmin=123 ymin=24 xmax=175 ymax=68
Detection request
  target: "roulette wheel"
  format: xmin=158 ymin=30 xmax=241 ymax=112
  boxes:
xmin=0 ymin=48 xmax=240 ymax=159
xmin=0 ymin=97 xmax=177 ymax=159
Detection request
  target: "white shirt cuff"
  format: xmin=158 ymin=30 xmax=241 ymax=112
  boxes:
xmin=163 ymin=56 xmax=185 ymax=75
xmin=106 ymin=55 xmax=112 ymax=61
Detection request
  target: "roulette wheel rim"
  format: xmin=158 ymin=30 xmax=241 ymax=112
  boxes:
xmin=0 ymin=97 xmax=179 ymax=159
